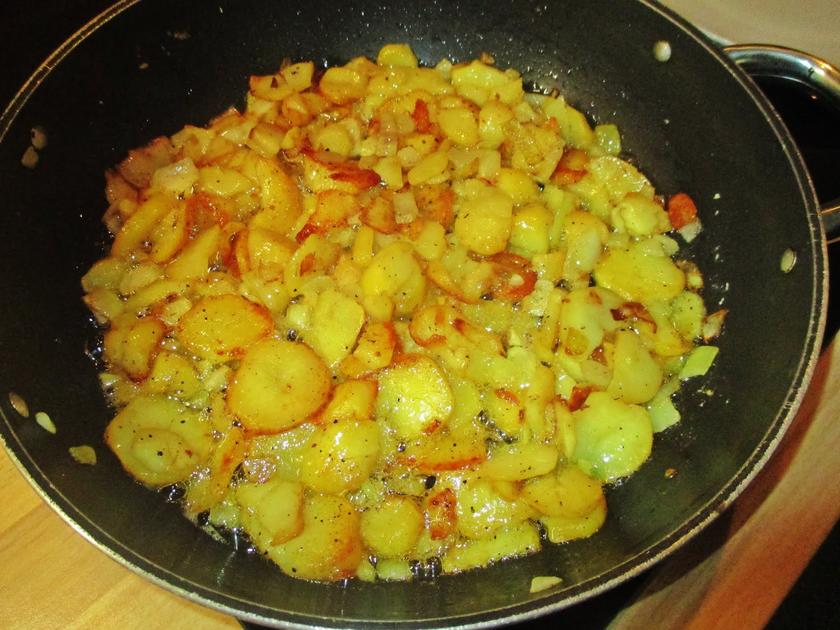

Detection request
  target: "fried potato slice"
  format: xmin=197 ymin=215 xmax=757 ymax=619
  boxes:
xmin=267 ymin=494 xmax=363 ymax=581
xmin=227 ymin=338 xmax=331 ymax=432
xmin=177 ymin=294 xmax=273 ymax=362
xmin=105 ymin=396 xmax=213 ymax=487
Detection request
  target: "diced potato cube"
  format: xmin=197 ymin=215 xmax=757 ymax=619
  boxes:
xmin=373 ymin=156 xmax=404 ymax=190
xmin=438 ymin=107 xmax=479 ymax=146
xmin=320 ymin=66 xmax=368 ymax=104
xmin=407 ymin=151 xmax=449 ymax=186
xmin=509 ymin=203 xmax=552 ymax=256
xmin=281 ymin=62 xmax=315 ymax=92
xmin=314 ymin=123 xmax=355 ymax=157
xmin=496 ymin=168 xmax=539 ymax=205
xmin=377 ymin=43 xmax=419 ymax=68
xmin=453 ymin=188 xmax=513 ymax=255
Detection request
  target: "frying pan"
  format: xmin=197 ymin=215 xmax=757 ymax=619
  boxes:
xmin=0 ymin=0 xmax=832 ymax=627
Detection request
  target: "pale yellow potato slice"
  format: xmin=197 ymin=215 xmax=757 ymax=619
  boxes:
xmin=539 ymin=499 xmax=607 ymax=543
xmin=227 ymin=338 xmax=331 ymax=432
xmin=299 ymin=419 xmax=381 ymax=493
xmin=320 ymin=380 xmax=377 ymax=423
xmin=305 ymin=289 xmax=366 ymax=367
xmin=522 ymin=464 xmax=605 ymax=518
xmin=236 ymin=478 xmax=305 ymax=546
xmin=177 ymin=294 xmax=273 ymax=362
xmin=375 ymin=354 xmax=453 ymax=439
xmin=607 ymin=329 xmax=663 ymax=404
xmin=360 ymin=495 xmax=424 ymax=557
xmin=480 ymin=442 xmax=558 ymax=482
xmin=166 ymin=224 xmax=222 ymax=280
xmin=103 ymin=316 xmax=167 ymax=381
xmin=105 ymin=396 xmax=213 ymax=487
xmin=442 ymin=522 xmax=540 ymax=574
xmin=455 ymin=478 xmax=535 ymax=540
xmin=112 ymin=193 xmax=177 ymax=258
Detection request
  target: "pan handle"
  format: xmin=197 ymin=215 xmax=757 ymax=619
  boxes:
xmin=724 ymin=44 xmax=840 ymax=242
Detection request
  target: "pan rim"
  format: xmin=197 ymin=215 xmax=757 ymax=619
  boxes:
xmin=0 ymin=0 xmax=827 ymax=627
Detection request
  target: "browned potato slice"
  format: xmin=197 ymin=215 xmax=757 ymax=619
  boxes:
xmin=299 ymin=419 xmax=381 ymax=493
xmin=320 ymin=380 xmax=377 ymax=423
xmin=228 ymin=338 xmax=331 ymax=432
xmin=267 ymin=494 xmax=363 ymax=581
xmin=105 ymin=396 xmax=213 ymax=487
xmin=103 ymin=316 xmax=167 ymax=381
xmin=235 ymin=477 xmax=305 ymax=546
xmin=112 ymin=193 xmax=177 ymax=258
xmin=339 ymin=322 xmax=398 ymax=378
xmin=178 ymin=294 xmax=273 ymax=362
xmin=165 ymin=224 xmax=223 ymax=280
xmin=243 ymin=154 xmax=303 ymax=237
xmin=149 ymin=201 xmax=191 ymax=264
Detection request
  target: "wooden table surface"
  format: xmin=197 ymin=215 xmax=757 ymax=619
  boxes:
xmin=3 ymin=341 xmax=839 ymax=630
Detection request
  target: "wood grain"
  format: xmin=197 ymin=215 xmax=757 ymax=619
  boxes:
xmin=0 ymin=452 xmax=238 ymax=630
xmin=2 ymin=341 xmax=838 ymax=629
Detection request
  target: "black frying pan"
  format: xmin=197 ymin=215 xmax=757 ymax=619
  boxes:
xmin=0 ymin=0 xmax=828 ymax=627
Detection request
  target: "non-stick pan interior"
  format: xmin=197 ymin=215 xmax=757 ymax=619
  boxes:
xmin=0 ymin=0 xmax=824 ymax=626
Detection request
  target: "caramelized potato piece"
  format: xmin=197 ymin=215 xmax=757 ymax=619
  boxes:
xmin=103 ymin=317 xmax=167 ymax=381
xmin=228 ymin=338 xmax=331 ymax=432
xmin=267 ymin=494 xmax=363 ymax=581
xmin=177 ymin=294 xmax=273 ymax=362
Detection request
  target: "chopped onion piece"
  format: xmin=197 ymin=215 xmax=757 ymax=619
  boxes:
xmin=647 ymin=379 xmax=681 ymax=433
xmin=530 ymin=576 xmax=562 ymax=593
xmin=69 ymin=445 xmax=97 ymax=465
xmin=35 ymin=411 xmax=56 ymax=434
xmin=679 ymin=346 xmax=719 ymax=380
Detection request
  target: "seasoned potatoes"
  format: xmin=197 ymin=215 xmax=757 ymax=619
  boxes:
xmin=84 ymin=44 xmax=721 ymax=583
